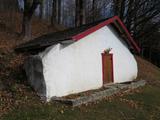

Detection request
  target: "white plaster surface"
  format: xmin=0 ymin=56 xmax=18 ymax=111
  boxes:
xmin=37 ymin=26 xmax=138 ymax=100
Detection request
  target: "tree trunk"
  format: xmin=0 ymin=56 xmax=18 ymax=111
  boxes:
xmin=92 ymin=0 xmax=95 ymax=22
xmin=21 ymin=0 xmax=40 ymax=40
xmin=22 ymin=16 xmax=32 ymax=39
xmin=51 ymin=0 xmax=56 ymax=25
xmin=75 ymin=0 xmax=85 ymax=27
xmin=57 ymin=0 xmax=61 ymax=24
xmin=39 ymin=3 xmax=44 ymax=19
xmin=119 ymin=0 xmax=125 ymax=19
xmin=113 ymin=0 xmax=120 ymax=16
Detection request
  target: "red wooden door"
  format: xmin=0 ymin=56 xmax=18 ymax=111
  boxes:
xmin=102 ymin=53 xmax=114 ymax=84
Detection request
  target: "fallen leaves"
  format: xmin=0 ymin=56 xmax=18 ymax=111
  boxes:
xmin=0 ymin=11 xmax=57 ymax=117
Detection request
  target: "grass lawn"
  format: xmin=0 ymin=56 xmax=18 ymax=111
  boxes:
xmin=1 ymin=84 xmax=160 ymax=120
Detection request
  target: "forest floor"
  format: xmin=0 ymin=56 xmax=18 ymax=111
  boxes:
xmin=0 ymin=13 xmax=160 ymax=120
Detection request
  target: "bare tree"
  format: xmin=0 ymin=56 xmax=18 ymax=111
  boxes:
xmin=51 ymin=0 xmax=56 ymax=25
xmin=113 ymin=0 xmax=160 ymax=38
xmin=113 ymin=0 xmax=160 ymax=63
xmin=21 ymin=0 xmax=41 ymax=39
xmin=75 ymin=0 xmax=85 ymax=27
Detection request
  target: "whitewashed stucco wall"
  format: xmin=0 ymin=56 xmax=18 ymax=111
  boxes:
xmin=39 ymin=26 xmax=138 ymax=100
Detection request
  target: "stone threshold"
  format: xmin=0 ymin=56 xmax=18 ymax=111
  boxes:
xmin=51 ymin=80 xmax=146 ymax=107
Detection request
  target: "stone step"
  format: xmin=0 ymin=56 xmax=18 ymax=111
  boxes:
xmin=52 ymin=80 xmax=146 ymax=107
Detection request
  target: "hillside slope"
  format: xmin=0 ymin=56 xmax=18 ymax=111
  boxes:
xmin=0 ymin=14 xmax=60 ymax=117
xmin=0 ymin=14 xmax=160 ymax=118
xmin=136 ymin=56 xmax=160 ymax=85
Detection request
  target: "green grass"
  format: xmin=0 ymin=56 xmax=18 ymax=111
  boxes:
xmin=1 ymin=84 xmax=160 ymax=120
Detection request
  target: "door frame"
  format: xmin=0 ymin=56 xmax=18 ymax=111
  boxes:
xmin=101 ymin=52 xmax=114 ymax=84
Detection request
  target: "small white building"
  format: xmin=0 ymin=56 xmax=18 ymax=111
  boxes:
xmin=16 ymin=16 xmax=140 ymax=101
